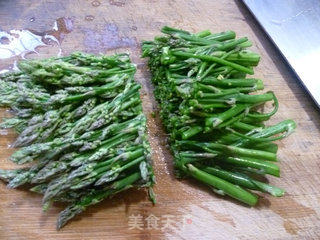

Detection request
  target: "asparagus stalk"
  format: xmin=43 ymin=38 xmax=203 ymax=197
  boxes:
xmin=0 ymin=52 xmax=155 ymax=229
xmin=143 ymin=26 xmax=295 ymax=206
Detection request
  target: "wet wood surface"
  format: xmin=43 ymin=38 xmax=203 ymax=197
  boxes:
xmin=1 ymin=0 xmax=320 ymax=239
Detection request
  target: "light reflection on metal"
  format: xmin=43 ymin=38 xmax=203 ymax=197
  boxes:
xmin=243 ymin=0 xmax=320 ymax=107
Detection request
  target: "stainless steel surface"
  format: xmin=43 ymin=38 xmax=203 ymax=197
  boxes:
xmin=243 ymin=0 xmax=320 ymax=107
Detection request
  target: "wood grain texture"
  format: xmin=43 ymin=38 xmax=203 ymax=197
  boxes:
xmin=1 ymin=0 xmax=320 ymax=239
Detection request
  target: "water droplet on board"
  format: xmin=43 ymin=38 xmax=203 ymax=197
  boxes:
xmin=0 ymin=17 xmax=73 ymax=63
xmin=85 ymin=15 xmax=95 ymax=21
xmin=109 ymin=0 xmax=125 ymax=7
xmin=0 ymin=129 xmax=8 ymax=136
xmin=0 ymin=69 xmax=9 ymax=74
xmin=0 ymin=36 xmax=10 ymax=44
xmin=12 ymin=60 xmax=18 ymax=70
xmin=29 ymin=17 xmax=35 ymax=22
xmin=0 ymin=30 xmax=46 ymax=59
xmin=52 ymin=21 xmax=59 ymax=31
xmin=0 ymin=60 xmax=19 ymax=74
xmin=91 ymin=0 xmax=101 ymax=7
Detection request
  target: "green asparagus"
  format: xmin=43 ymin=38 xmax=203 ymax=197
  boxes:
xmin=142 ymin=26 xmax=295 ymax=205
xmin=0 ymin=52 xmax=155 ymax=229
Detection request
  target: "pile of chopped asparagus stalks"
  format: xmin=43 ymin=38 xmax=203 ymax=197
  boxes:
xmin=0 ymin=52 xmax=155 ymax=229
xmin=0 ymin=26 xmax=297 ymax=230
xmin=142 ymin=26 xmax=296 ymax=206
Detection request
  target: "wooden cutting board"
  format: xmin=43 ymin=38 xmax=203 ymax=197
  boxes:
xmin=1 ymin=0 xmax=320 ymax=239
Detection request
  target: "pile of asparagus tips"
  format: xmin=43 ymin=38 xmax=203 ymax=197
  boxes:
xmin=0 ymin=52 xmax=155 ymax=229
xmin=142 ymin=26 xmax=296 ymax=206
